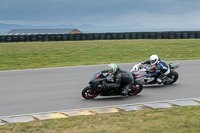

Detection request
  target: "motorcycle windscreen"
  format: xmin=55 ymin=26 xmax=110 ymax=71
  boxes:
xmin=89 ymin=78 xmax=104 ymax=84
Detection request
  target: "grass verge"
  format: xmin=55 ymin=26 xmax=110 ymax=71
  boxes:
xmin=0 ymin=39 xmax=200 ymax=132
xmin=0 ymin=39 xmax=200 ymax=71
xmin=0 ymin=105 xmax=200 ymax=133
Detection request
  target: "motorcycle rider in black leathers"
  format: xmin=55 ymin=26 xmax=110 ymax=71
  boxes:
xmin=99 ymin=63 xmax=134 ymax=96
xmin=141 ymin=55 xmax=170 ymax=84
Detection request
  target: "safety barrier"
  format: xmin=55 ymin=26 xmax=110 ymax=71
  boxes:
xmin=0 ymin=31 xmax=200 ymax=42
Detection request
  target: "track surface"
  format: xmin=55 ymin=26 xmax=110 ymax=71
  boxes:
xmin=0 ymin=60 xmax=200 ymax=117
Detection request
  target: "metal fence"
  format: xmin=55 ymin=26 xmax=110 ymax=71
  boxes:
xmin=1 ymin=31 xmax=200 ymax=42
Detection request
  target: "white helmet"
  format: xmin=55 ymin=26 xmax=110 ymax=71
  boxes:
xmin=149 ymin=55 xmax=159 ymax=65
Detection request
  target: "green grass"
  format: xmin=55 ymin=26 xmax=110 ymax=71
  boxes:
xmin=1 ymin=105 xmax=200 ymax=133
xmin=0 ymin=39 xmax=200 ymax=71
xmin=0 ymin=39 xmax=200 ymax=132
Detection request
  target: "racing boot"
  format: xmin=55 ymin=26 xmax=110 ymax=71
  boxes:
xmin=156 ymin=74 xmax=166 ymax=84
xmin=121 ymin=86 xmax=129 ymax=96
xmin=121 ymin=89 xmax=128 ymax=96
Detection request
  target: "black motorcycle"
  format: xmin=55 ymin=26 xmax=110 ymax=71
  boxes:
xmin=82 ymin=71 xmax=144 ymax=99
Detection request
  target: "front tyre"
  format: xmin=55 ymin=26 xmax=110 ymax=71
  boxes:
xmin=128 ymin=81 xmax=143 ymax=96
xmin=82 ymin=86 xmax=99 ymax=99
xmin=163 ymin=70 xmax=179 ymax=85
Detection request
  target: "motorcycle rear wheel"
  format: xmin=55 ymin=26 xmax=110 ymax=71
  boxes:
xmin=128 ymin=81 xmax=143 ymax=96
xmin=82 ymin=86 xmax=99 ymax=99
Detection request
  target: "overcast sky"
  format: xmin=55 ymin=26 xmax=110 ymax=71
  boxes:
xmin=0 ymin=0 xmax=200 ymax=29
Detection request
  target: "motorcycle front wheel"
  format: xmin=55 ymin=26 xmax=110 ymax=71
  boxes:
xmin=82 ymin=86 xmax=99 ymax=99
xmin=128 ymin=81 xmax=143 ymax=96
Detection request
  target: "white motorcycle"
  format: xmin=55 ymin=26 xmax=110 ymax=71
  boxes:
xmin=131 ymin=62 xmax=180 ymax=85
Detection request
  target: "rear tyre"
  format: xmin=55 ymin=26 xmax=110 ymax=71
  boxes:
xmin=163 ymin=70 xmax=179 ymax=85
xmin=128 ymin=81 xmax=143 ymax=96
xmin=82 ymin=86 xmax=99 ymax=99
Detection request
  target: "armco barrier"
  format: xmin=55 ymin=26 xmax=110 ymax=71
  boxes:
xmin=0 ymin=31 xmax=200 ymax=42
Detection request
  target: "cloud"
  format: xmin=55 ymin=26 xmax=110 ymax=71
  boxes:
xmin=0 ymin=0 xmax=200 ymax=28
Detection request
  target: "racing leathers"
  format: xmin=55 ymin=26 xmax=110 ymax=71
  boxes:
xmin=100 ymin=67 xmax=134 ymax=96
xmin=142 ymin=59 xmax=170 ymax=84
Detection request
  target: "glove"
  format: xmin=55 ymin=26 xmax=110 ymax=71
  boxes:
xmin=96 ymin=73 xmax=101 ymax=78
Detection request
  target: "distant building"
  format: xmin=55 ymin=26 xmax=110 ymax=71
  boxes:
xmin=4 ymin=29 xmax=82 ymax=35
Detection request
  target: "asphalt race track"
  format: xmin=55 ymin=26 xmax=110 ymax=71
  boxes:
xmin=0 ymin=60 xmax=200 ymax=117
